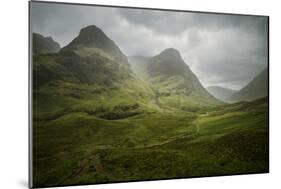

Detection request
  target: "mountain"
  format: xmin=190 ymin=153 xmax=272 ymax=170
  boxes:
xmin=206 ymin=86 xmax=237 ymax=102
xmin=33 ymin=25 xmax=156 ymax=119
xmin=147 ymin=48 xmax=189 ymax=76
xmin=34 ymin=25 xmax=134 ymax=87
xmin=228 ymin=68 xmax=268 ymax=102
xmin=130 ymin=48 xmax=222 ymax=110
xmin=62 ymin=25 xmax=127 ymax=63
xmin=33 ymin=33 xmax=60 ymax=54
xmin=33 ymin=25 xmax=222 ymax=123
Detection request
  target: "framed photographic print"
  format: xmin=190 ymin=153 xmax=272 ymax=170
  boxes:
xmin=29 ymin=1 xmax=269 ymax=188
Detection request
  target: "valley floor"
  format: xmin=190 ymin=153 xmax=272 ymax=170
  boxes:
xmin=33 ymin=98 xmax=269 ymax=187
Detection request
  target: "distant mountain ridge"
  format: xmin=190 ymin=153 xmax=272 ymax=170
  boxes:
xmin=33 ymin=33 xmax=60 ymax=54
xmin=206 ymin=86 xmax=237 ymax=102
xmin=228 ymin=68 xmax=268 ymax=102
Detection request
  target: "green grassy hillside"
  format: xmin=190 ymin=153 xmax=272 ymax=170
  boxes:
xmin=33 ymin=25 xmax=160 ymax=122
xmin=33 ymin=97 xmax=268 ymax=187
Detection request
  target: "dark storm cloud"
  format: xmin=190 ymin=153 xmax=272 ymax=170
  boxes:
xmin=31 ymin=2 xmax=268 ymax=90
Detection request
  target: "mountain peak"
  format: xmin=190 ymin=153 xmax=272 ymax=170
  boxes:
xmin=148 ymin=48 xmax=188 ymax=76
xmin=64 ymin=25 xmax=127 ymax=62
xmin=140 ymin=48 xmax=222 ymax=106
xmin=158 ymin=48 xmax=183 ymax=61
xmin=78 ymin=25 xmax=105 ymax=39
xmin=160 ymin=48 xmax=181 ymax=56
xmin=66 ymin=25 xmax=112 ymax=48
xmin=33 ymin=33 xmax=60 ymax=54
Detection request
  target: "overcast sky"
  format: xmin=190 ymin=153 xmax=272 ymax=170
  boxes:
xmin=31 ymin=2 xmax=268 ymax=90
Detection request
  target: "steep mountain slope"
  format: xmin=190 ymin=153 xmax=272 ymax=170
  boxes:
xmin=206 ymin=86 xmax=237 ymax=102
xmin=147 ymin=48 xmax=189 ymax=76
xmin=228 ymin=68 xmax=268 ymax=102
xmin=33 ymin=25 xmax=156 ymax=120
xmin=62 ymin=25 xmax=127 ymax=63
xmin=33 ymin=33 xmax=60 ymax=54
xmin=130 ymin=48 xmax=222 ymax=110
xmin=58 ymin=25 xmax=132 ymax=85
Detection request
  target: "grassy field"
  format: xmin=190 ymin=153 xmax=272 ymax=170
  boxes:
xmin=33 ymin=96 xmax=268 ymax=187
